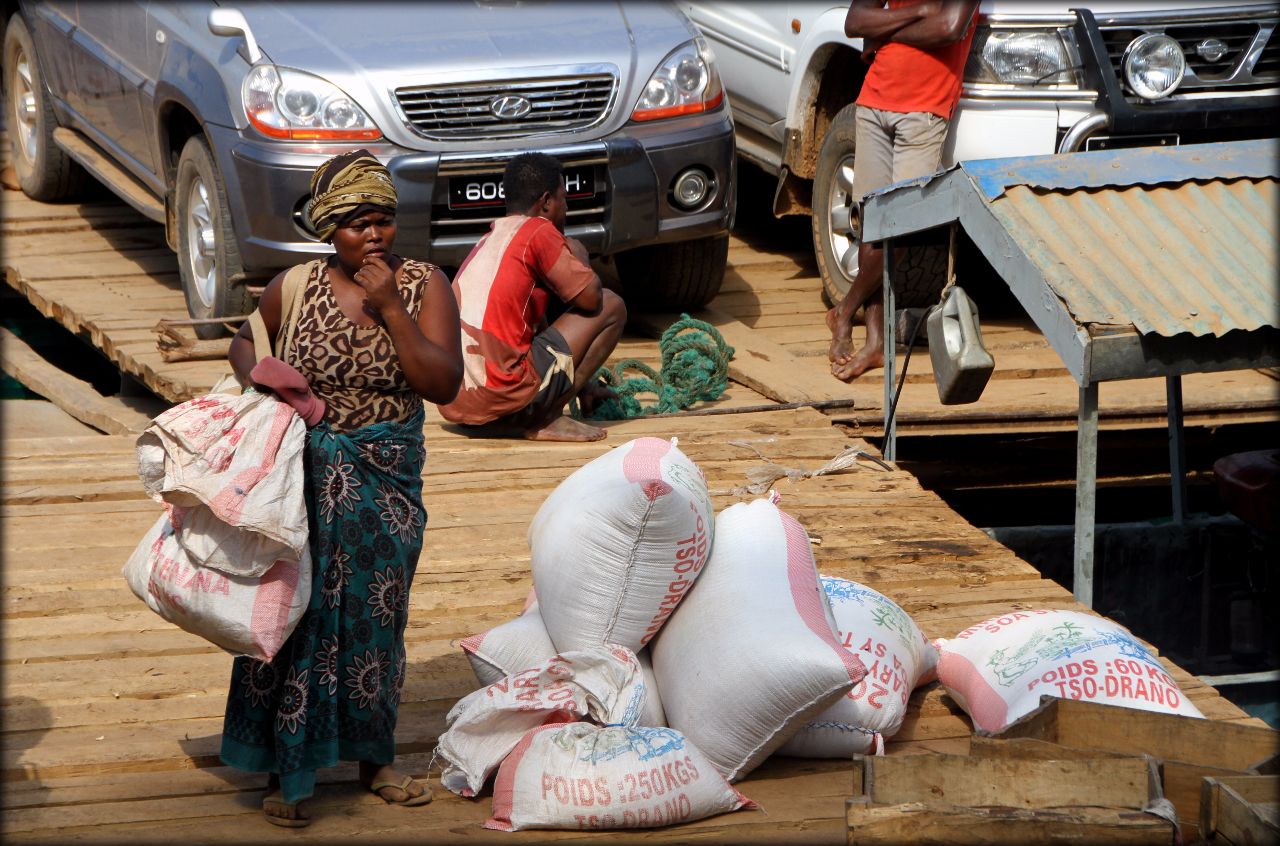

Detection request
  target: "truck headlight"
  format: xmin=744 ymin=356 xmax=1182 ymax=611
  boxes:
xmin=1123 ymin=34 xmax=1185 ymax=100
xmin=967 ymin=29 xmax=1075 ymax=85
xmin=244 ymin=65 xmax=382 ymax=141
xmin=632 ymin=37 xmax=725 ymax=122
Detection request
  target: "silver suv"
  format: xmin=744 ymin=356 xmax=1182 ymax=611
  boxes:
xmin=4 ymin=1 xmax=735 ymax=337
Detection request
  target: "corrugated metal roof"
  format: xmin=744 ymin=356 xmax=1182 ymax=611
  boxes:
xmin=961 ymin=138 xmax=1279 ymax=200
xmin=985 ymin=176 xmax=1278 ymax=338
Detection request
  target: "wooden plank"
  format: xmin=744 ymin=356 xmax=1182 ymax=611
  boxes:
xmin=1201 ymin=775 xmax=1280 ymax=846
xmin=992 ymin=697 xmax=1280 ymax=773
xmin=0 ymin=328 xmax=153 ymax=435
xmin=844 ymin=801 xmax=1172 ymax=845
xmin=856 ymin=752 xmax=1154 ymax=809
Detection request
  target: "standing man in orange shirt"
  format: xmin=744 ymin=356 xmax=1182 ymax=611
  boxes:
xmin=827 ymin=0 xmax=978 ymax=382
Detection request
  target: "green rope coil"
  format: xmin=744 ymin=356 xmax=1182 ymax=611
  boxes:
xmin=586 ymin=314 xmax=735 ymax=420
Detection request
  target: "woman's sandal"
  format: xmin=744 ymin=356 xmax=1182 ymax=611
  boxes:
xmin=262 ymin=789 xmax=311 ymax=828
xmin=367 ymin=774 xmax=433 ymax=807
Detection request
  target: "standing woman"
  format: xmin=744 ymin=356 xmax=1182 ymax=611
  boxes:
xmin=223 ymin=150 xmax=462 ymax=826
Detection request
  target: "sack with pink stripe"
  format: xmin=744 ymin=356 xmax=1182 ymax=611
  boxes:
xmin=936 ymin=609 xmax=1204 ymax=734
xmin=777 ymin=577 xmax=937 ymax=757
xmin=437 ymin=646 xmax=649 ymax=797
xmin=530 ymin=437 xmax=713 ymax=653
xmin=651 ymin=495 xmax=866 ymax=781
xmin=123 ymin=504 xmax=311 ymax=662
xmin=135 ymin=391 xmax=309 ymax=576
xmin=123 ymin=391 xmax=311 ymax=662
xmin=484 ymin=722 xmax=755 ymax=832
xmin=461 ymin=596 xmax=668 ymax=727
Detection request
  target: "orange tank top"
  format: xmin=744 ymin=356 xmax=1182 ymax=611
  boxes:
xmin=856 ymin=1 xmax=977 ymax=120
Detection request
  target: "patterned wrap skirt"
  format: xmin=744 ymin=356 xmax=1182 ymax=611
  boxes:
xmin=220 ymin=406 xmax=426 ymax=804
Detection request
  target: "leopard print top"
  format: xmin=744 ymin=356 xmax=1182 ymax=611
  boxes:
xmin=283 ymin=257 xmax=430 ymax=432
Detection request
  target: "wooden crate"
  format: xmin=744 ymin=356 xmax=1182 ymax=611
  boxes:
xmin=1200 ymin=775 xmax=1279 ymax=845
xmin=989 ymin=696 xmax=1280 ymax=841
xmin=845 ymin=751 xmax=1173 ymax=845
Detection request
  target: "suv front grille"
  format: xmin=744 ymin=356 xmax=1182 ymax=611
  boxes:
xmin=1099 ymin=19 xmax=1279 ymax=91
xmin=395 ymin=73 xmax=618 ymax=140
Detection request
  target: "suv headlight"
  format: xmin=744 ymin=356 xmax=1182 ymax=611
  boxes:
xmin=244 ymin=65 xmax=382 ymax=141
xmin=966 ymin=29 xmax=1077 ymax=85
xmin=1123 ymin=34 xmax=1185 ymax=100
xmin=631 ymin=37 xmax=725 ymax=122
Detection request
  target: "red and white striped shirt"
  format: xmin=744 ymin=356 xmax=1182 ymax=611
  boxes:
xmin=438 ymin=215 xmax=594 ymax=425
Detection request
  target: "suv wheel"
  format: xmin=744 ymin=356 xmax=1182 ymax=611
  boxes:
xmin=616 ymin=235 xmax=728 ymax=312
xmin=175 ymin=136 xmax=250 ymax=339
xmin=812 ymin=103 xmax=946 ymax=309
xmin=3 ymin=14 xmax=84 ymax=200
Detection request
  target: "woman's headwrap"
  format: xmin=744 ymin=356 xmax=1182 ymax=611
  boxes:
xmin=306 ymin=149 xmax=398 ymax=241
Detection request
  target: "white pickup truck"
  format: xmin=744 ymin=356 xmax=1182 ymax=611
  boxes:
xmin=682 ymin=1 xmax=1280 ymax=306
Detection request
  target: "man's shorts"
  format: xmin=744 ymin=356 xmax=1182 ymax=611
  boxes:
xmin=849 ymin=106 xmax=950 ymax=226
xmin=492 ymin=326 xmax=576 ymax=428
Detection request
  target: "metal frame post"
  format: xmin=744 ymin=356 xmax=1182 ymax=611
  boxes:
xmin=1166 ymin=374 xmax=1187 ymax=523
xmin=1074 ymin=382 xmax=1099 ymax=607
xmin=882 ymin=238 xmax=897 ymax=462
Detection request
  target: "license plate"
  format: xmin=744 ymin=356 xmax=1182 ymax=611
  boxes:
xmin=448 ymin=165 xmax=596 ymax=210
xmin=1084 ymin=133 xmax=1179 ymax=152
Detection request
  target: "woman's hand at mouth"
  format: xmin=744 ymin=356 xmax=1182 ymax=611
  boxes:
xmin=353 ymin=255 xmax=401 ymax=323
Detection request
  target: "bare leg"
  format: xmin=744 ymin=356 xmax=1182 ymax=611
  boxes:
xmin=828 ymin=241 xmax=883 ymax=365
xmin=525 ymin=289 xmax=627 ymax=442
xmin=832 ymin=290 xmax=884 ymax=382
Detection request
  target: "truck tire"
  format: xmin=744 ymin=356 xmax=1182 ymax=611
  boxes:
xmin=3 ymin=14 xmax=84 ymax=201
xmin=812 ymin=103 xmax=946 ymax=310
xmin=175 ymin=136 xmax=250 ymax=339
xmin=616 ymin=234 xmax=728 ymax=312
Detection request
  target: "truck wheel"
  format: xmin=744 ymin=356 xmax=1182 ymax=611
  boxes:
xmin=175 ymin=136 xmax=250 ymax=338
xmin=3 ymin=14 xmax=84 ymax=201
xmin=812 ymin=103 xmax=946 ymax=310
xmin=616 ymin=234 xmax=728 ymax=312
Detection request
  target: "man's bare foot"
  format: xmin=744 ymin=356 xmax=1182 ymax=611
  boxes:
xmin=827 ymin=307 xmax=854 ymax=365
xmin=831 ymin=343 xmax=884 ymax=382
xmin=525 ymin=415 xmax=607 ymax=442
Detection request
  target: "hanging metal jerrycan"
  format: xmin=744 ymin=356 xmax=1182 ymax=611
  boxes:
xmin=926 ymin=286 xmax=994 ymax=405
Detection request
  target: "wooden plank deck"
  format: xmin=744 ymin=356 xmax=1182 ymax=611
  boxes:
xmin=4 ymin=180 xmax=1276 ymax=434
xmin=0 ymin=168 xmax=1266 ymax=843
xmin=3 ymin=405 xmax=1260 ymax=844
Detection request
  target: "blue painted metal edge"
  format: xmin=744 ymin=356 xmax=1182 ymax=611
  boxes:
xmin=958 ymin=138 xmax=1280 ymax=201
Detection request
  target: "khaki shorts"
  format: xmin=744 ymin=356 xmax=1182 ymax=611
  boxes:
xmin=849 ymin=107 xmax=950 ymax=216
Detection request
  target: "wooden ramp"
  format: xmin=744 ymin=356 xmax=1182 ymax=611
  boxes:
xmin=2 ymin=403 xmax=1260 ymax=843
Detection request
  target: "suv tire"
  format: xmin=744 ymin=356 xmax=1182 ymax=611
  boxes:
xmin=4 ymin=15 xmax=84 ymax=201
xmin=812 ymin=103 xmax=946 ymax=310
xmin=175 ymin=135 xmax=250 ymax=339
xmin=616 ymin=234 xmax=728 ymax=312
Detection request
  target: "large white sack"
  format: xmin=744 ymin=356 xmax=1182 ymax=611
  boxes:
xmin=778 ymin=577 xmax=938 ymax=757
xmin=651 ymin=495 xmax=866 ymax=781
xmin=437 ymin=646 xmax=647 ymax=797
xmin=485 ymin=722 xmax=755 ymax=831
xmin=936 ymin=609 xmax=1204 ymax=733
xmin=136 ymin=391 xmax=309 ymax=576
xmin=122 ymin=505 xmax=311 ymax=662
xmin=530 ymin=437 xmax=713 ymax=653
xmin=460 ymin=598 xmax=667 ymax=727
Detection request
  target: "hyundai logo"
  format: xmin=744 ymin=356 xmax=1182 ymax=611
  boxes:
xmin=490 ymin=94 xmax=532 ymax=120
